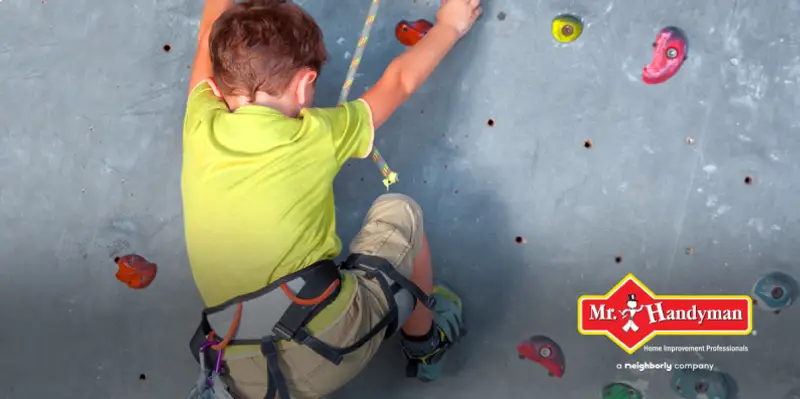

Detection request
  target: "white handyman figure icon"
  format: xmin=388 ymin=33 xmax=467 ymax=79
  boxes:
xmin=620 ymin=294 xmax=644 ymax=332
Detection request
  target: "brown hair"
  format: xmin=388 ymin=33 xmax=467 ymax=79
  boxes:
xmin=209 ymin=0 xmax=328 ymax=99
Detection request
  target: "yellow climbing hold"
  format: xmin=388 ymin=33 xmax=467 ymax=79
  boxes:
xmin=552 ymin=15 xmax=582 ymax=43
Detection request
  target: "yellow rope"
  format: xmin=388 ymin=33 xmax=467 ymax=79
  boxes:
xmin=337 ymin=0 xmax=398 ymax=190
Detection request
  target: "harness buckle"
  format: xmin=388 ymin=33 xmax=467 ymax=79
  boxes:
xmin=423 ymin=296 xmax=437 ymax=309
xmin=355 ymin=261 xmax=379 ymax=276
xmin=272 ymin=322 xmax=295 ymax=341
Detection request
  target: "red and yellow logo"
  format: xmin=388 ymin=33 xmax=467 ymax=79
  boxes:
xmin=578 ymin=274 xmax=752 ymax=354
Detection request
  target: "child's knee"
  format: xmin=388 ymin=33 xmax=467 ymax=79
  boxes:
xmin=369 ymin=193 xmax=424 ymax=229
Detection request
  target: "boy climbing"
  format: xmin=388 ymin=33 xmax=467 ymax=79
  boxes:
xmin=182 ymin=0 xmax=481 ymax=398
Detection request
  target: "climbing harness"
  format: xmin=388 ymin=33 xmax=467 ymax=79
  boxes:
xmin=188 ymin=254 xmax=433 ymax=399
xmin=338 ymin=0 xmax=399 ymax=191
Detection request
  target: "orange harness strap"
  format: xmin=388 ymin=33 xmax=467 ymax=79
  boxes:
xmin=211 ymin=302 xmax=242 ymax=351
xmin=280 ymin=280 xmax=340 ymax=306
xmin=207 ymin=276 xmax=340 ymax=351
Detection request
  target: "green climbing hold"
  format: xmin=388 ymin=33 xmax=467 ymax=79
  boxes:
xmin=602 ymin=382 xmax=643 ymax=399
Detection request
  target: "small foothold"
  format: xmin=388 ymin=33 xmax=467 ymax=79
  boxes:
xmin=685 ymin=247 xmax=693 ymax=255
xmin=774 ymin=310 xmax=781 ymax=314
xmin=584 ymin=140 xmax=593 ymax=148
xmin=602 ymin=383 xmax=644 ymax=399
xmin=744 ymin=176 xmax=753 ymax=185
xmin=517 ymin=335 xmax=566 ymax=378
xmin=643 ymin=27 xmax=688 ymax=84
xmin=686 ymin=136 xmax=695 ymax=144
xmin=615 ymin=256 xmax=623 ymax=264
xmin=487 ymin=119 xmax=495 ymax=127
xmin=750 ymin=271 xmax=798 ymax=313
xmin=552 ymin=15 xmax=583 ymax=43
xmin=515 ymin=236 xmax=527 ymax=244
xmin=115 ymin=254 xmax=157 ymax=290
xmin=518 ymin=354 xmax=526 ymax=359
xmin=139 ymin=373 xmax=146 ymax=380
xmin=497 ymin=11 xmax=506 ymax=21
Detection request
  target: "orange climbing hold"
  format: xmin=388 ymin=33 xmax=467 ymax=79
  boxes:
xmin=114 ymin=254 xmax=157 ymax=289
xmin=395 ymin=19 xmax=433 ymax=47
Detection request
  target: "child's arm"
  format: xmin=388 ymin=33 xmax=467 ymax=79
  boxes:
xmin=188 ymin=0 xmax=236 ymax=95
xmin=361 ymin=0 xmax=482 ymax=129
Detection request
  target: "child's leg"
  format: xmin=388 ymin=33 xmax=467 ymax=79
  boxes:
xmin=401 ymin=233 xmax=434 ymax=336
xmin=348 ymin=194 xmax=465 ymax=382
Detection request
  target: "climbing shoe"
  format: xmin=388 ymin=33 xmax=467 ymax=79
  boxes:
xmin=401 ymin=280 xmax=467 ymax=382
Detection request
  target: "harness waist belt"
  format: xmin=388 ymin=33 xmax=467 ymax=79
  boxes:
xmin=205 ymin=259 xmax=341 ymax=343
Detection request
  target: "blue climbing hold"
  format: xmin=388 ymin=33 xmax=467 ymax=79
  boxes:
xmin=750 ymin=271 xmax=799 ymax=314
xmin=670 ymin=369 xmax=734 ymax=399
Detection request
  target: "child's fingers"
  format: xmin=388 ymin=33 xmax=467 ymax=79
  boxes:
xmin=473 ymin=6 xmax=483 ymax=19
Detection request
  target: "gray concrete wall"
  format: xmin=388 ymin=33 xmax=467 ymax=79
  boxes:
xmin=1 ymin=0 xmax=799 ymax=397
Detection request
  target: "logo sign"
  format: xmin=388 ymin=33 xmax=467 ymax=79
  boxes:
xmin=577 ymin=274 xmax=752 ymax=354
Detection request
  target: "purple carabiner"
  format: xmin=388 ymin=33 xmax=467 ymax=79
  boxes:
xmin=200 ymin=341 xmax=214 ymax=353
xmin=215 ymin=347 xmax=224 ymax=375
xmin=200 ymin=341 xmax=225 ymax=386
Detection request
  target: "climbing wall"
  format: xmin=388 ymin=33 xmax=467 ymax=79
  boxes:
xmin=2 ymin=0 xmax=800 ymax=398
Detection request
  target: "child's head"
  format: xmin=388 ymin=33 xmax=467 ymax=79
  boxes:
xmin=209 ymin=0 xmax=327 ymax=114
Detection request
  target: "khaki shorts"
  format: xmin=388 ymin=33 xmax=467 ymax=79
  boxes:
xmin=223 ymin=193 xmax=425 ymax=399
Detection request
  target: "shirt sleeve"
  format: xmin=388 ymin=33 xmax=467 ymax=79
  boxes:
xmin=300 ymin=99 xmax=375 ymax=165
xmin=183 ymin=80 xmax=227 ymax=137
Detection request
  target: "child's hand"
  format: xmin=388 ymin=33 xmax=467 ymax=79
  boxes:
xmin=436 ymin=0 xmax=482 ymax=39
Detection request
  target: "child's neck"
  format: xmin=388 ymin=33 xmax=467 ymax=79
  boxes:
xmin=224 ymin=92 xmax=302 ymax=118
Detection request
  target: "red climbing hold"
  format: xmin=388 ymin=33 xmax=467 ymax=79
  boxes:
xmin=114 ymin=254 xmax=157 ymax=289
xmin=517 ymin=335 xmax=566 ymax=378
xmin=395 ymin=19 xmax=433 ymax=47
xmin=643 ymin=27 xmax=687 ymax=85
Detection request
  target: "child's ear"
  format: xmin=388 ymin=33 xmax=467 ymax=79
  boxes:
xmin=295 ymin=70 xmax=318 ymax=106
xmin=207 ymin=78 xmax=223 ymax=98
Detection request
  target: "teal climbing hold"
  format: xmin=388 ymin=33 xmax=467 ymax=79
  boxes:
xmin=601 ymin=382 xmax=643 ymax=399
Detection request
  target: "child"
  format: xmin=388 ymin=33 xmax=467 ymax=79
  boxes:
xmin=182 ymin=0 xmax=481 ymax=397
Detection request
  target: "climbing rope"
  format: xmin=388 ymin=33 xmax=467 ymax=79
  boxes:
xmin=338 ymin=0 xmax=399 ymax=190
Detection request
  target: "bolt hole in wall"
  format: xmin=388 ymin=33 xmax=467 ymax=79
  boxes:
xmin=139 ymin=374 xmax=146 ymax=381
xmin=615 ymin=256 xmax=622 ymax=264
xmin=584 ymin=140 xmax=593 ymax=148
xmin=744 ymin=176 xmax=753 ymax=185
xmin=515 ymin=236 xmax=527 ymax=244
xmin=487 ymin=118 xmax=495 ymax=127
xmin=163 ymin=44 xmax=171 ymax=52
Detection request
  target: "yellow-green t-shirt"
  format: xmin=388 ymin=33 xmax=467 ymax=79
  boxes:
xmin=181 ymin=82 xmax=374 ymax=346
